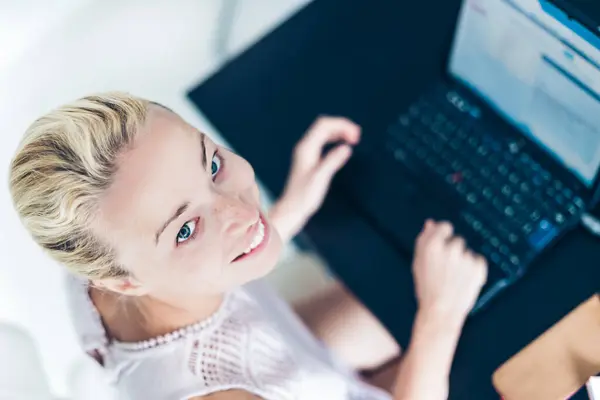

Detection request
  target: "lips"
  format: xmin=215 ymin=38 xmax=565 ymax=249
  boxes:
xmin=232 ymin=216 xmax=268 ymax=262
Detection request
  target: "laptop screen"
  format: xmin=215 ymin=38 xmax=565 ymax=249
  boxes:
xmin=449 ymin=0 xmax=600 ymax=187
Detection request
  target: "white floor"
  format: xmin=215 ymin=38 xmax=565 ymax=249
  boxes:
xmin=0 ymin=1 xmax=332 ymax=397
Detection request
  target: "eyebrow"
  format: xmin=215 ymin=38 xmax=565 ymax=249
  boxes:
xmin=200 ymin=132 xmax=207 ymax=171
xmin=155 ymin=202 xmax=190 ymax=245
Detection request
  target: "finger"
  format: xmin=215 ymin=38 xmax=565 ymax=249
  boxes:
xmin=431 ymin=221 xmax=454 ymax=242
xmin=299 ymin=117 xmax=361 ymax=162
xmin=417 ymin=219 xmax=436 ymax=244
xmin=448 ymin=237 xmax=466 ymax=258
xmin=314 ymin=145 xmax=353 ymax=184
xmin=474 ymin=255 xmax=488 ymax=285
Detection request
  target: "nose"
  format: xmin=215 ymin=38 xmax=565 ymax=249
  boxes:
xmin=213 ymin=194 xmax=258 ymax=235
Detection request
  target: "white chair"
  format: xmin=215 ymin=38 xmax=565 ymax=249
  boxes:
xmin=0 ymin=323 xmax=54 ymax=400
xmin=0 ymin=323 xmax=117 ymax=400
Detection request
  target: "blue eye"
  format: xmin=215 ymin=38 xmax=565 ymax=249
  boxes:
xmin=177 ymin=219 xmax=197 ymax=244
xmin=211 ymin=153 xmax=221 ymax=179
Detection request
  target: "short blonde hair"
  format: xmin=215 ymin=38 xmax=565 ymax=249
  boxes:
xmin=9 ymin=92 xmax=150 ymax=280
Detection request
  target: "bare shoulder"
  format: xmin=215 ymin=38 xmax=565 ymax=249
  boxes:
xmin=189 ymin=389 xmax=263 ymax=400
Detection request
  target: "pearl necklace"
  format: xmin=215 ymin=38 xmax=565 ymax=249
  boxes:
xmin=126 ymin=314 xmax=218 ymax=351
xmin=116 ymin=294 xmax=231 ymax=351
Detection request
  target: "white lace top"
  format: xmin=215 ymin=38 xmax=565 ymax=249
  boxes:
xmin=66 ymin=275 xmax=392 ymax=400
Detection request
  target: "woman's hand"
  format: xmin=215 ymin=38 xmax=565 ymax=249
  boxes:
xmin=270 ymin=117 xmax=361 ymax=242
xmin=412 ymin=220 xmax=488 ymax=326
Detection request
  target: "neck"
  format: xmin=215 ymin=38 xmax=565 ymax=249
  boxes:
xmin=90 ymin=286 xmax=225 ymax=343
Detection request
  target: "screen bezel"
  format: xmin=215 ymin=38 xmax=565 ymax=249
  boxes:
xmin=441 ymin=0 xmax=600 ymax=207
xmin=544 ymin=0 xmax=600 ymax=37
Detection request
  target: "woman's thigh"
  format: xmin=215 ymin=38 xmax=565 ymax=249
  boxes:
xmin=294 ymin=281 xmax=401 ymax=372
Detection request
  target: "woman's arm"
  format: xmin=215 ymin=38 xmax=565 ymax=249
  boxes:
xmin=269 ymin=117 xmax=360 ymax=242
xmin=392 ymin=220 xmax=488 ymax=400
xmin=392 ymin=310 xmax=464 ymax=400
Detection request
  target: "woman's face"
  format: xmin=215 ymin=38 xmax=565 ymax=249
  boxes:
xmin=93 ymin=106 xmax=283 ymax=303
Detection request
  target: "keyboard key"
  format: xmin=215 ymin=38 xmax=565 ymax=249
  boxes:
xmin=527 ymin=220 xmax=559 ymax=250
xmin=554 ymin=213 xmax=565 ymax=224
xmin=490 ymin=252 xmax=501 ymax=264
xmin=504 ymin=206 xmax=515 ymax=217
xmin=394 ymin=149 xmax=407 ymax=161
xmin=530 ymin=210 xmax=541 ymax=221
xmin=563 ymin=188 xmax=573 ymax=198
xmin=489 ymin=153 xmax=502 ymax=164
xmin=498 ymin=164 xmax=509 ymax=175
xmin=421 ymin=114 xmax=433 ymax=126
xmin=483 ymin=187 xmax=493 ymax=199
xmin=445 ymin=121 xmax=457 ymax=133
xmin=434 ymin=113 xmax=446 ymax=123
xmin=508 ymin=173 xmax=519 ymax=184
xmin=567 ymin=204 xmax=578 ymax=215
xmin=500 ymin=262 xmax=515 ymax=275
xmin=508 ymin=233 xmax=519 ymax=243
xmin=467 ymin=193 xmax=478 ymax=204
xmin=481 ymin=229 xmax=491 ymax=240
xmin=501 ymin=185 xmax=512 ymax=196
xmin=435 ymin=166 xmax=448 ymax=176
xmin=493 ymin=198 xmax=504 ymax=211
xmin=542 ymin=171 xmax=552 ymax=181
xmin=512 ymin=194 xmax=523 ymax=204
xmin=471 ymin=179 xmax=483 ymax=190
xmin=554 ymin=180 xmax=563 ymax=190
xmin=422 ymin=134 xmax=433 ymax=146
xmin=481 ymin=244 xmax=493 ymax=256
xmin=399 ymin=115 xmax=410 ymax=127
xmin=555 ymin=195 xmax=564 ymax=205
xmin=574 ymin=197 xmax=585 ymax=208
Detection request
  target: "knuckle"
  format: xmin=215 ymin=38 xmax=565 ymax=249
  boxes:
xmin=439 ymin=221 xmax=453 ymax=231
xmin=451 ymin=237 xmax=465 ymax=249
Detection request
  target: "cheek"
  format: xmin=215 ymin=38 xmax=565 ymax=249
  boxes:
xmin=224 ymin=153 xmax=256 ymax=184
xmin=173 ymin=236 xmax=234 ymax=284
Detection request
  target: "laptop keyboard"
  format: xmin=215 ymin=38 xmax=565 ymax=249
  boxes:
xmin=381 ymin=89 xmax=585 ymax=277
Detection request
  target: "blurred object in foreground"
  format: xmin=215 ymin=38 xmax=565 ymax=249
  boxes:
xmin=0 ymin=323 xmax=53 ymax=400
xmin=493 ymin=295 xmax=600 ymax=400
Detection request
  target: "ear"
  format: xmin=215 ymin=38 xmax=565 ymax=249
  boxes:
xmin=91 ymin=276 xmax=149 ymax=296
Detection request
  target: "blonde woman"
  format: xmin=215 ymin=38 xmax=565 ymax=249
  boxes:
xmin=9 ymin=93 xmax=487 ymax=400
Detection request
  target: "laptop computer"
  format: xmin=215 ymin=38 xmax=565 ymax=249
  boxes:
xmin=342 ymin=0 xmax=600 ymax=313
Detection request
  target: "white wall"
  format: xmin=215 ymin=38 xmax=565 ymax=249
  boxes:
xmin=0 ymin=0 xmax=310 ymax=397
